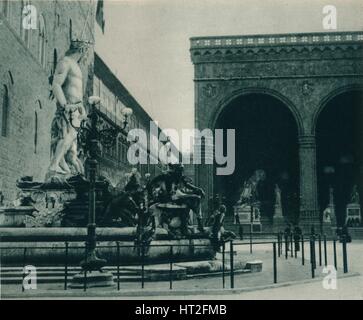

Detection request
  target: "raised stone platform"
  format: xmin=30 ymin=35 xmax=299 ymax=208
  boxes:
xmin=0 ymin=206 xmax=33 ymax=227
xmin=0 ymin=227 xmax=215 ymax=265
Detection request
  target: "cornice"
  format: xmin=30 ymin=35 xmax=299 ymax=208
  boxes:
xmin=190 ymin=31 xmax=363 ymax=63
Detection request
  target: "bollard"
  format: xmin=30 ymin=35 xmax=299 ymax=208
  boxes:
xmin=318 ymin=234 xmax=322 ymax=266
xmin=64 ymin=242 xmax=69 ymax=290
xmin=230 ymin=241 xmax=234 ymax=289
xmin=310 ymin=239 xmax=315 ymax=278
xmin=22 ymin=248 xmax=27 ymax=292
xmin=141 ymin=244 xmax=145 ymax=288
xmin=323 ymin=235 xmax=327 ymax=267
xmin=169 ymin=246 xmax=173 ymax=290
xmin=222 ymin=242 xmax=225 ymax=289
xmin=117 ymin=242 xmax=120 ymax=291
xmin=333 ymin=238 xmax=337 ymax=271
xmin=301 ymin=234 xmax=305 ymax=265
xmin=342 ymin=236 xmax=348 ymax=273
xmin=273 ymin=242 xmax=277 ymax=284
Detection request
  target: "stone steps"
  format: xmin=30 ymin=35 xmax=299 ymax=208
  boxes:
xmin=0 ymin=259 xmax=261 ymax=284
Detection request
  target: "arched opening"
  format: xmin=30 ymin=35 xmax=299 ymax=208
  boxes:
xmin=214 ymin=93 xmax=300 ymax=224
xmin=316 ymin=90 xmax=363 ymax=226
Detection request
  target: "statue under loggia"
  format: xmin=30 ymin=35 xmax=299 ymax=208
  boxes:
xmin=233 ymin=169 xmax=264 ymax=231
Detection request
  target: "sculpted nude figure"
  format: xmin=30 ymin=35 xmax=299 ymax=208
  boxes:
xmin=47 ymin=40 xmax=89 ymax=177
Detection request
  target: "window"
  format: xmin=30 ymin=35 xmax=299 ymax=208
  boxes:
xmin=52 ymin=49 xmax=57 ymax=74
xmin=8 ymin=71 xmax=14 ymax=85
xmin=69 ymin=19 xmax=72 ymax=43
xmin=34 ymin=111 xmax=38 ymax=153
xmin=19 ymin=0 xmax=24 ymax=37
xmin=2 ymin=85 xmax=9 ymax=137
xmin=21 ymin=0 xmax=31 ymax=48
xmin=38 ymin=14 xmax=46 ymax=67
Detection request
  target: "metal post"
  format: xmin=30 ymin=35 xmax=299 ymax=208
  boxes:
xmin=22 ymin=248 xmax=27 ymax=292
xmin=342 ymin=236 xmax=348 ymax=273
xmin=250 ymin=205 xmax=253 ymax=254
xmin=239 ymin=224 xmax=243 ymax=240
xmin=83 ymin=270 xmax=87 ymax=292
xmin=323 ymin=235 xmax=327 ymax=267
xmin=310 ymin=239 xmax=315 ymax=278
xmin=117 ymin=242 xmax=120 ymax=291
xmin=222 ymin=242 xmax=225 ymax=289
xmin=312 ymin=235 xmax=316 ymax=270
xmin=277 ymin=233 xmax=281 ymax=257
xmin=301 ymin=234 xmax=305 ymax=265
xmin=249 ymin=229 xmax=253 ymax=255
xmin=273 ymin=242 xmax=277 ymax=284
xmin=83 ymin=245 xmax=88 ymax=291
xmin=333 ymin=238 xmax=337 ymax=271
xmin=230 ymin=241 xmax=234 ymax=289
xmin=318 ymin=234 xmax=322 ymax=266
xmin=169 ymin=246 xmax=173 ymax=290
xmin=80 ymin=104 xmax=106 ymax=272
xmin=64 ymin=242 xmax=69 ymax=290
xmin=141 ymin=244 xmax=145 ymax=288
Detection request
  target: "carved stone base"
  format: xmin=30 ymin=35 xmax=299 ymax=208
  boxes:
xmin=272 ymin=215 xmax=286 ymax=231
xmin=274 ymin=203 xmax=283 ymax=217
xmin=43 ymin=171 xmax=73 ymax=189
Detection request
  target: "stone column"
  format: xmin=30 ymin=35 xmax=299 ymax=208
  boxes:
xmin=298 ymin=135 xmax=320 ymax=230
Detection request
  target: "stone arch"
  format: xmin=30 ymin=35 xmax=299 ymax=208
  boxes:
xmin=209 ymin=87 xmax=304 ymax=135
xmin=311 ymin=84 xmax=363 ymax=135
xmin=313 ymin=84 xmax=363 ymax=226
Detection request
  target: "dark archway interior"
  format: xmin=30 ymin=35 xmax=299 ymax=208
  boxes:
xmin=317 ymin=90 xmax=363 ymax=226
xmin=214 ymin=93 xmax=299 ymax=222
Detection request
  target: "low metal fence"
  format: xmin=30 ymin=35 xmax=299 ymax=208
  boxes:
xmin=0 ymin=232 xmax=350 ymax=292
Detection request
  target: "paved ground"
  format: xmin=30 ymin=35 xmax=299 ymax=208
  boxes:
xmin=1 ymin=240 xmax=362 ymax=299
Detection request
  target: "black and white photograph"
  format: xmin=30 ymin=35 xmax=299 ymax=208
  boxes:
xmin=0 ymin=0 xmax=363 ymax=304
